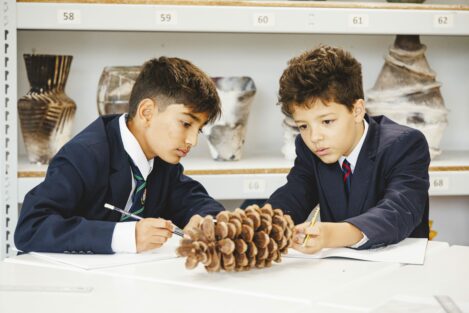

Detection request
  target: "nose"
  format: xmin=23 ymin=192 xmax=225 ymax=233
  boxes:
xmin=310 ymin=124 xmax=323 ymax=144
xmin=186 ymin=128 xmax=198 ymax=148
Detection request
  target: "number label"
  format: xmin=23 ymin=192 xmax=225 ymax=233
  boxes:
xmin=434 ymin=14 xmax=454 ymax=28
xmin=57 ymin=10 xmax=81 ymax=25
xmin=253 ymin=13 xmax=275 ymax=27
xmin=243 ymin=179 xmax=266 ymax=193
xmin=156 ymin=11 xmax=177 ymax=25
xmin=430 ymin=176 xmax=449 ymax=191
xmin=348 ymin=14 xmax=369 ymax=28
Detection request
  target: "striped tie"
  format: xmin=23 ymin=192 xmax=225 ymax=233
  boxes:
xmin=121 ymin=158 xmax=146 ymax=221
xmin=341 ymin=159 xmax=352 ymax=199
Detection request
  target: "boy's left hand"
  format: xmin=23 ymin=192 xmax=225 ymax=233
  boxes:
xmin=291 ymin=222 xmax=326 ymax=254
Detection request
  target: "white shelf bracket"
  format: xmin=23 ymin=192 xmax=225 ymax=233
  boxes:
xmin=1 ymin=0 xmax=18 ymax=260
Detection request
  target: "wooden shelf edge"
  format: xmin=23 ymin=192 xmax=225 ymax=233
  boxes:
xmin=17 ymin=166 xmax=469 ymax=178
xmin=16 ymin=0 xmax=469 ymax=11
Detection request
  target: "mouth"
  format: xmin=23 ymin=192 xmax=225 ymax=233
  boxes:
xmin=176 ymin=148 xmax=189 ymax=157
xmin=315 ymin=148 xmax=329 ymax=157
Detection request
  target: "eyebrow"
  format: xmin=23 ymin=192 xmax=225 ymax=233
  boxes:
xmin=183 ymin=112 xmax=201 ymax=123
xmin=294 ymin=113 xmax=335 ymax=123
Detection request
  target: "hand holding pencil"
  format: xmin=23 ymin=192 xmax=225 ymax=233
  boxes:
xmin=291 ymin=207 xmax=325 ymax=254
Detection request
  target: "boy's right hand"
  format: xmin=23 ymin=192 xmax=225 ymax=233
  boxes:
xmin=135 ymin=218 xmax=173 ymax=253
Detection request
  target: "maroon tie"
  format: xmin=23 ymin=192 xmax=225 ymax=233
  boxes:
xmin=341 ymin=159 xmax=352 ymax=199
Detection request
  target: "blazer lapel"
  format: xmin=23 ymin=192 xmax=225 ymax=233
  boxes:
xmin=106 ymin=117 xmax=131 ymax=213
xmin=317 ymin=161 xmax=348 ymax=221
xmin=348 ymin=115 xmax=379 ymax=217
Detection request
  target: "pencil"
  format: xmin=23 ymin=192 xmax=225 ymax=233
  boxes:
xmin=303 ymin=207 xmax=320 ymax=247
xmin=104 ymin=203 xmax=184 ymax=237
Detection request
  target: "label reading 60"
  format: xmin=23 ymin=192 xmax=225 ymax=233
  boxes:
xmin=253 ymin=13 xmax=275 ymax=27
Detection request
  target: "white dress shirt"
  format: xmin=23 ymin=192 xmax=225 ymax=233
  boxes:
xmin=111 ymin=114 xmax=154 ymax=253
xmin=338 ymin=119 xmax=370 ymax=248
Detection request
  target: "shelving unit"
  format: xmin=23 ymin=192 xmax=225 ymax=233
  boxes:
xmin=2 ymin=0 xmax=469 ymax=258
xmin=16 ymin=150 xmax=469 ymax=200
xmin=1 ymin=1 xmax=18 ymax=261
xmin=16 ymin=0 xmax=469 ymax=35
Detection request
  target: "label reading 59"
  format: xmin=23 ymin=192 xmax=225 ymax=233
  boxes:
xmin=156 ymin=11 xmax=178 ymax=25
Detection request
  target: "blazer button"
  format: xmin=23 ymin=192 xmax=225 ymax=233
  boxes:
xmin=78 ymin=251 xmax=85 ymax=254
xmin=63 ymin=250 xmax=70 ymax=254
xmin=86 ymin=251 xmax=93 ymax=254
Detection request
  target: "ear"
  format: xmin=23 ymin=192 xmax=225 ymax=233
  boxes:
xmin=352 ymin=99 xmax=366 ymax=122
xmin=137 ymin=98 xmax=156 ymax=125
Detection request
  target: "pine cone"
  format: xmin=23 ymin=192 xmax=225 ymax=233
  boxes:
xmin=176 ymin=204 xmax=295 ymax=272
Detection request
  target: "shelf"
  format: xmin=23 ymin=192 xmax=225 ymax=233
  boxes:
xmin=17 ymin=150 xmax=469 ymax=201
xmin=17 ymin=1 xmax=469 ymax=35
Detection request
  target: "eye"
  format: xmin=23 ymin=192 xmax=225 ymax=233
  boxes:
xmin=181 ymin=121 xmax=191 ymax=128
xmin=198 ymin=128 xmax=204 ymax=134
xmin=323 ymin=119 xmax=334 ymax=125
xmin=298 ymin=124 xmax=307 ymax=131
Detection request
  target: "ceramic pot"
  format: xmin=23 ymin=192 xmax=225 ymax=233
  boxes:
xmin=18 ymin=54 xmax=76 ymax=164
xmin=204 ymin=77 xmax=256 ymax=161
xmin=97 ymin=66 xmax=141 ymax=115
xmin=366 ymin=35 xmax=447 ymax=159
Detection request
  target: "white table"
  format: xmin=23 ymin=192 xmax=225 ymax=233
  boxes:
xmin=0 ymin=261 xmax=309 ymax=313
xmin=314 ymin=244 xmax=469 ymax=312
xmin=0 ymin=241 xmax=458 ymax=313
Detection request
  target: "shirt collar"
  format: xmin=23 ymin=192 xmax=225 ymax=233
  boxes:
xmin=339 ymin=119 xmax=369 ymax=173
xmin=119 ymin=114 xmax=154 ymax=179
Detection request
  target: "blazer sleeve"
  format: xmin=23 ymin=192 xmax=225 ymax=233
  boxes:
xmin=14 ymin=143 xmax=116 ymax=254
xmin=345 ymin=129 xmax=430 ymax=249
xmin=164 ymin=164 xmax=224 ymax=228
xmin=268 ymin=136 xmax=319 ymax=224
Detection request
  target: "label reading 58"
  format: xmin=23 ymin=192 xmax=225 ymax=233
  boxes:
xmin=57 ymin=10 xmax=81 ymax=25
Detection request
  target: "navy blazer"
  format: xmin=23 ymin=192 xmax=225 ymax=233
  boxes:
xmin=269 ymin=115 xmax=430 ymax=249
xmin=15 ymin=115 xmax=224 ymax=254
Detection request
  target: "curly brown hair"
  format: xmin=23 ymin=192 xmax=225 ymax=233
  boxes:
xmin=128 ymin=57 xmax=221 ymax=124
xmin=278 ymin=45 xmax=364 ymax=117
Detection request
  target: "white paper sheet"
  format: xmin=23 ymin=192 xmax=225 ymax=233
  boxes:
xmin=286 ymin=238 xmax=428 ymax=265
xmin=8 ymin=236 xmax=180 ymax=270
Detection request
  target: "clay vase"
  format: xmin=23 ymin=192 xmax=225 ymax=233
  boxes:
xmin=281 ymin=116 xmax=300 ymax=161
xmin=204 ymin=77 xmax=256 ymax=161
xmin=18 ymin=54 xmax=76 ymax=164
xmin=97 ymin=66 xmax=141 ymax=115
xmin=366 ymin=35 xmax=447 ymax=159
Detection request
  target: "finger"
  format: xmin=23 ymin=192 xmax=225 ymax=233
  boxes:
xmin=304 ymin=227 xmax=320 ymax=236
xmin=149 ymin=235 xmax=169 ymax=245
xmin=148 ymin=228 xmax=173 ymax=238
xmin=147 ymin=218 xmax=173 ymax=230
xmin=146 ymin=243 xmax=164 ymax=251
xmin=137 ymin=242 xmax=163 ymax=253
xmin=292 ymin=233 xmax=306 ymax=245
xmin=294 ymin=222 xmax=309 ymax=232
xmin=292 ymin=241 xmax=320 ymax=254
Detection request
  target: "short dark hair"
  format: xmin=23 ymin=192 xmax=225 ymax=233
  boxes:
xmin=278 ymin=45 xmax=364 ymax=117
xmin=128 ymin=57 xmax=221 ymax=123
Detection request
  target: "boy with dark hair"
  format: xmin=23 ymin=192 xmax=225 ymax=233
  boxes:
xmin=268 ymin=45 xmax=430 ymax=253
xmin=15 ymin=57 xmax=224 ymax=254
